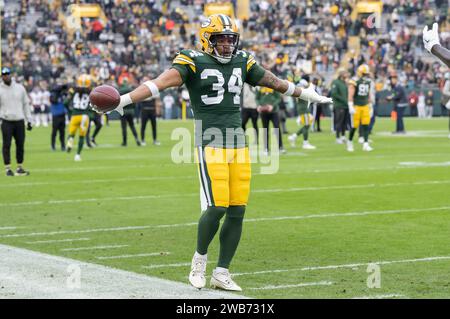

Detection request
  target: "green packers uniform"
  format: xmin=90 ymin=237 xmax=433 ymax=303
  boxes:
xmin=349 ymin=77 xmax=371 ymax=128
xmin=172 ymin=49 xmax=265 ymax=209
xmin=294 ymin=98 xmax=313 ymax=141
xmin=255 ymin=87 xmax=282 ymax=112
xmin=68 ymin=87 xmax=91 ymax=137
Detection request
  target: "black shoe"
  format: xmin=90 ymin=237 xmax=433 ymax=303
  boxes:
xmin=6 ymin=169 xmax=14 ymax=177
xmin=121 ymin=142 xmax=127 ymax=147
xmin=61 ymin=146 xmax=66 ymax=152
xmin=91 ymin=139 xmax=97 ymax=147
xmin=15 ymin=167 xmax=30 ymax=176
xmin=136 ymin=140 xmax=141 ymax=146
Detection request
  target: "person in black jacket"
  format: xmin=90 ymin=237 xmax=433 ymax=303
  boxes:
xmin=139 ymin=77 xmax=161 ymax=146
xmin=386 ymin=73 xmax=408 ymax=134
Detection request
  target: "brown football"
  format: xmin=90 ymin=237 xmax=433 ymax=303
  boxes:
xmin=89 ymin=85 xmax=120 ymax=112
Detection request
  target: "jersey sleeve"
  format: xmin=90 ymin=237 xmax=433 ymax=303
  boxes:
xmin=171 ymin=50 xmax=196 ymax=83
xmin=245 ymin=54 xmax=266 ymax=86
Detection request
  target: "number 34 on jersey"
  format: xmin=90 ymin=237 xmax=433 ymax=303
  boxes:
xmin=172 ymin=49 xmax=265 ymax=112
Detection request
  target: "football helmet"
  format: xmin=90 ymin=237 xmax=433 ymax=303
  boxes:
xmin=357 ymin=64 xmax=370 ymax=78
xmin=199 ymin=14 xmax=239 ymax=64
xmin=77 ymin=74 xmax=92 ymax=88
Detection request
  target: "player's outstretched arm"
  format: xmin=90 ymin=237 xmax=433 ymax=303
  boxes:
xmin=114 ymin=69 xmax=183 ymax=115
xmin=423 ymin=23 xmax=450 ymax=67
xmin=257 ymin=69 xmax=332 ymax=104
xmin=431 ymin=45 xmax=450 ymax=68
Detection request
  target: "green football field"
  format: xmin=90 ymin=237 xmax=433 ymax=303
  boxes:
xmin=0 ymin=117 xmax=449 ymax=299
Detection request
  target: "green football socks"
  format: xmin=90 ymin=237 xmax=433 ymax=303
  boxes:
xmin=218 ymin=205 xmax=246 ymax=269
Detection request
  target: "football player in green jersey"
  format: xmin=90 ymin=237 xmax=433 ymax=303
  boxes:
xmin=67 ymin=74 xmax=93 ymax=161
xmin=288 ymin=76 xmax=317 ymax=150
xmin=91 ymin=14 xmax=332 ymax=291
xmin=347 ymin=64 xmax=374 ymax=152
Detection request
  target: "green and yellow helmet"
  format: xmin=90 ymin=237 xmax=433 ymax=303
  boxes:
xmin=357 ymin=64 xmax=370 ymax=78
xmin=199 ymin=14 xmax=239 ymax=64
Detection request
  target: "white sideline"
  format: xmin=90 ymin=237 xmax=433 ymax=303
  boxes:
xmin=1 ymin=206 xmax=449 ymax=238
xmin=0 ymin=244 xmax=245 ymax=299
xmin=61 ymin=245 xmax=128 ymax=252
xmin=352 ymin=294 xmax=406 ymax=299
xmin=25 ymin=238 xmax=91 ymax=244
xmin=248 ymin=281 xmax=333 ymax=290
xmin=2 ymin=180 xmax=450 ymax=207
xmin=96 ymin=252 xmax=170 ymax=260
xmin=233 ymin=256 xmax=450 ymax=276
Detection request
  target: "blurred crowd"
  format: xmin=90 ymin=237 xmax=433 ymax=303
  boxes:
xmin=1 ymin=0 xmax=449 ymax=119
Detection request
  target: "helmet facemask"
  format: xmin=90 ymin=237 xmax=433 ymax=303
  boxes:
xmin=209 ymin=33 xmax=239 ymax=64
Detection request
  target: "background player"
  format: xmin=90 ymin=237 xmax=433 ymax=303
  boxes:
xmin=288 ymin=76 xmax=316 ymax=150
xmin=347 ymin=64 xmax=374 ymax=152
xmin=66 ymin=74 xmax=92 ymax=161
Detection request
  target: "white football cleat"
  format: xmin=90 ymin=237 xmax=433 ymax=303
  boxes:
xmin=347 ymin=141 xmax=354 ymax=152
xmin=66 ymin=138 xmax=74 ymax=152
xmin=448 ymin=133 xmax=450 ymax=139
xmin=336 ymin=138 xmax=344 ymax=144
xmin=302 ymin=141 xmax=316 ymax=150
xmin=189 ymin=252 xmax=207 ymax=289
xmin=358 ymin=136 xmax=364 ymax=144
xmin=74 ymin=154 xmax=82 ymax=161
xmin=362 ymin=142 xmax=373 ymax=152
xmin=210 ymin=268 xmax=242 ymax=292
xmin=288 ymin=134 xmax=297 ymax=147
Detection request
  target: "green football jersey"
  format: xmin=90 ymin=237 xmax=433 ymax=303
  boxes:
xmin=69 ymin=87 xmax=91 ymax=116
xmin=255 ymin=87 xmax=282 ymax=112
xmin=349 ymin=77 xmax=371 ymax=106
xmin=172 ymin=49 xmax=265 ymax=148
xmin=296 ymin=98 xmax=310 ymax=115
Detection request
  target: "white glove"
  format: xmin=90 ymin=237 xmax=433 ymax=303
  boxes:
xmin=111 ymin=105 xmax=124 ymax=116
xmin=369 ymin=105 xmax=374 ymax=117
xmin=300 ymin=85 xmax=333 ymax=104
xmin=348 ymin=102 xmax=356 ymax=114
xmin=89 ymin=103 xmax=124 ymax=116
xmin=423 ymin=23 xmax=440 ymax=53
xmin=445 ymin=99 xmax=450 ymax=110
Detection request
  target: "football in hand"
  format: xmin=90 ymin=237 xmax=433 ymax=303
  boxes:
xmin=89 ymin=85 xmax=120 ymax=113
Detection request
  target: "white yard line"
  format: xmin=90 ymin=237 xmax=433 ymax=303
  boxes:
xmin=8 ymin=157 xmax=449 ymax=179
xmin=96 ymin=252 xmax=171 ymax=260
xmin=0 ymin=226 xmax=25 ymax=230
xmin=2 ymin=180 xmax=450 ymax=207
xmin=0 ymin=176 xmax=191 ymax=188
xmin=25 ymin=238 xmax=91 ymax=244
xmin=233 ymin=256 xmax=450 ymax=276
xmin=142 ymin=261 xmax=216 ymax=270
xmin=248 ymin=281 xmax=333 ymax=290
xmin=1 ymin=206 xmax=449 ymax=239
xmin=61 ymin=245 xmax=128 ymax=252
xmin=0 ymin=244 xmax=245 ymax=299
xmin=352 ymin=294 xmax=406 ymax=299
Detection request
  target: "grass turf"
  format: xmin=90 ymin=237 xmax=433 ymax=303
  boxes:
xmin=0 ymin=117 xmax=449 ymax=298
